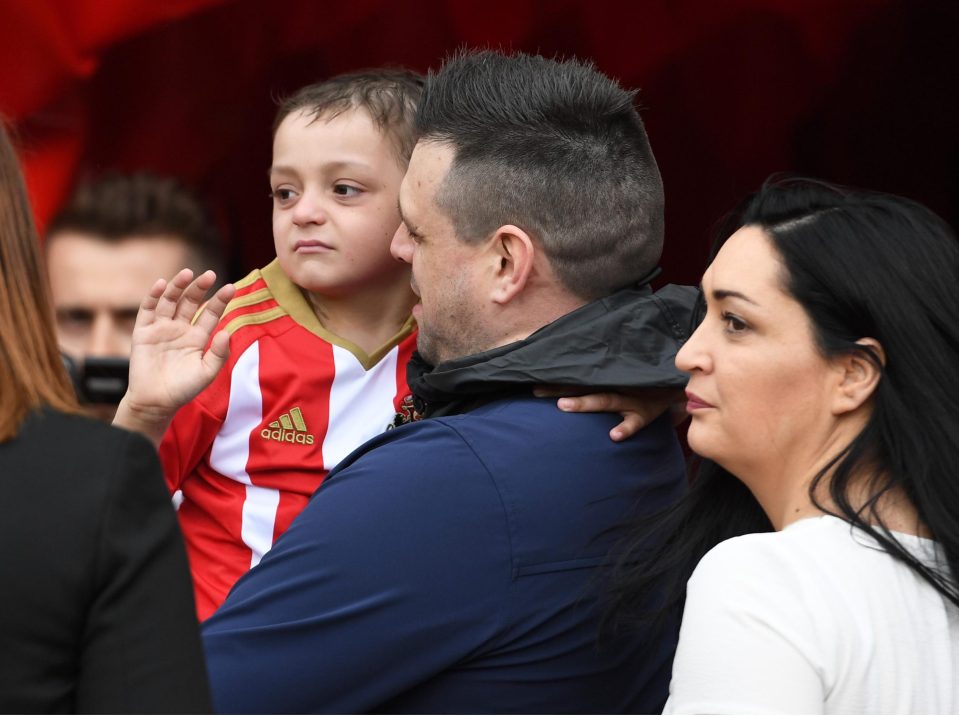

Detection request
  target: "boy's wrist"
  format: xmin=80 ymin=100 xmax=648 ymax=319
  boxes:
xmin=113 ymin=394 xmax=176 ymax=447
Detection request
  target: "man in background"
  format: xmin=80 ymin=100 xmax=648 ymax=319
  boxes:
xmin=45 ymin=172 xmax=223 ymax=418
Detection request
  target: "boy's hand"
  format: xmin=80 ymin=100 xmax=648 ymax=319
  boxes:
xmin=114 ymin=269 xmax=236 ymax=445
xmin=533 ymin=386 xmax=688 ymax=442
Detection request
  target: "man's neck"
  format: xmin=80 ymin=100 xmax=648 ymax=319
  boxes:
xmin=490 ymin=290 xmax=588 ymax=352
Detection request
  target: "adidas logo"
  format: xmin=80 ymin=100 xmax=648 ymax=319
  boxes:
xmin=260 ymin=407 xmax=315 ymax=445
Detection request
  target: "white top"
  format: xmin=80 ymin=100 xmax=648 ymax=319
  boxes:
xmin=663 ymin=515 xmax=959 ymax=714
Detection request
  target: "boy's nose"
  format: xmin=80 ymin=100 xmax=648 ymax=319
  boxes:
xmin=291 ymin=193 xmax=327 ymax=226
xmin=390 ymin=225 xmax=413 ymax=264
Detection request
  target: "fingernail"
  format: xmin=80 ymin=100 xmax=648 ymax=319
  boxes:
xmin=558 ymin=398 xmax=574 ymax=411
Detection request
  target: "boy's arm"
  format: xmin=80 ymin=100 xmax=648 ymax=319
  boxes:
xmin=114 ymin=269 xmax=235 ymax=446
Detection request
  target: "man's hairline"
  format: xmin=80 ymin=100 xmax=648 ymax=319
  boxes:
xmin=44 ymin=229 xmax=212 ymax=275
xmin=45 ymin=229 xmax=196 ymax=251
xmin=404 ymin=143 xmax=596 ymax=306
xmin=400 ymin=137 xmax=459 ymax=242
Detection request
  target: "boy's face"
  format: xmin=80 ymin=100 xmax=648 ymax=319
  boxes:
xmin=270 ymin=108 xmax=409 ymax=299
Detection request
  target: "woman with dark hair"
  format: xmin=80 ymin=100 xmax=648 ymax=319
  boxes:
xmin=607 ymin=177 xmax=959 ymax=712
xmin=0 ymin=123 xmax=211 ymax=712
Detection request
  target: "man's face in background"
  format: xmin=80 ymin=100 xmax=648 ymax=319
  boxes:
xmin=46 ymin=230 xmax=191 ymax=419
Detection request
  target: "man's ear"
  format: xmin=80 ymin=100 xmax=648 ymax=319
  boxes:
xmin=831 ymin=337 xmax=885 ymax=415
xmin=487 ymin=224 xmax=535 ymax=305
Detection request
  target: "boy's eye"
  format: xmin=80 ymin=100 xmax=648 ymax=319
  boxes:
xmin=333 ymin=184 xmax=362 ymax=197
xmin=269 ymin=187 xmax=298 ymax=205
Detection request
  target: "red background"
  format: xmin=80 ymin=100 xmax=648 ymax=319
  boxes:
xmin=2 ymin=0 xmax=956 ymax=286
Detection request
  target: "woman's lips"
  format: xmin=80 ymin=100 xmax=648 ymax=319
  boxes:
xmin=685 ymin=390 xmax=715 ymax=411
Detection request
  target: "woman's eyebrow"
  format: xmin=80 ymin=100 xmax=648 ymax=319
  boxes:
xmin=711 ymin=288 xmax=760 ymax=306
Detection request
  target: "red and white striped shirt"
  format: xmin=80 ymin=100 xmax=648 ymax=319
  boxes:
xmin=159 ymin=259 xmax=416 ymax=620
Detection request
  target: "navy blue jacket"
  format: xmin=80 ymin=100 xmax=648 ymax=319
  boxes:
xmin=203 ymin=285 xmax=696 ymax=713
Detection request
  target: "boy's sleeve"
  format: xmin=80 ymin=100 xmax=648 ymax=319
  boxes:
xmin=158 ymin=335 xmax=236 ymax=493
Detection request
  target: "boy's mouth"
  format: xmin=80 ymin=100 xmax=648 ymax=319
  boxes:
xmin=294 ymin=239 xmax=334 ymax=253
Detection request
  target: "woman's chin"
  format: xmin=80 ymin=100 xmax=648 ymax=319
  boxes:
xmin=685 ymin=422 xmax=716 ymax=460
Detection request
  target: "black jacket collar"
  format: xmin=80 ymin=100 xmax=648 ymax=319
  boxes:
xmin=407 ymin=284 xmax=698 ymax=419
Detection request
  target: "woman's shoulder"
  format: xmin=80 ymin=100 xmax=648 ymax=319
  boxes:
xmin=5 ymin=407 xmax=158 ymax=479
xmin=18 ymin=406 xmax=150 ymax=447
xmin=692 ymin=526 xmax=793 ymax=573
xmin=690 ymin=517 xmax=861 ymax=592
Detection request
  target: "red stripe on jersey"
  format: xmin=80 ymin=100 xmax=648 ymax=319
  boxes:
xmin=246 ymin=325 xmax=335 ymax=496
xmin=273 ymin=491 xmax=310 ymax=544
xmin=221 ymin=299 xmax=282 ymax=323
xmin=163 ymin=259 xmax=416 ymax=620
xmin=177 ymin=472 xmax=249 ymax=621
xmin=394 ymin=330 xmax=418 ymax=411
xmin=233 ymin=277 xmax=267 ymax=298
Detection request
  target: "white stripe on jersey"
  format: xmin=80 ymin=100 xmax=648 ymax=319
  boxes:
xmin=242 ymin=485 xmax=280 ymax=568
xmin=209 ymin=342 xmax=262 ymax=485
xmin=207 ymin=342 xmax=278 ymax=567
xmin=322 ymin=344 xmax=401 ymax=469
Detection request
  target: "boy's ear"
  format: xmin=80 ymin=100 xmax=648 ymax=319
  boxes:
xmin=831 ymin=337 xmax=885 ymax=415
xmin=487 ymin=224 xmax=535 ymax=305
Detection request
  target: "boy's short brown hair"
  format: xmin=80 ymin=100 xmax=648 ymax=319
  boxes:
xmin=274 ymin=68 xmax=424 ymax=163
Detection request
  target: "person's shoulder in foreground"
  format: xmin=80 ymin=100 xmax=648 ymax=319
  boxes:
xmin=0 ymin=408 xmax=210 ymax=713
xmin=203 ymin=395 xmax=685 ymax=713
xmin=665 ymin=515 xmax=959 ymax=714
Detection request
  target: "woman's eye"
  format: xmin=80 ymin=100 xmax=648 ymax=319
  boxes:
xmin=721 ymin=312 xmax=749 ymax=333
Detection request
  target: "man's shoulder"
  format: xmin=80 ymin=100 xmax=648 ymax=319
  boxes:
xmin=345 ymin=395 xmax=681 ymax=476
xmin=316 ymin=400 xmax=587 ymax=512
xmin=342 ymin=396 xmax=617 ymax=465
xmin=321 ymin=396 xmax=686 ymax=571
xmin=441 ymin=395 xmax=680 ymax=468
xmin=327 ymin=416 xmax=489 ymax=484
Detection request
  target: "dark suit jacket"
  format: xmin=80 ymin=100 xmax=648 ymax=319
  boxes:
xmin=0 ymin=407 xmax=211 ymax=714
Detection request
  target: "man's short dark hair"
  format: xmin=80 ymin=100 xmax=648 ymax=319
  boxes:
xmin=47 ymin=172 xmax=223 ymax=276
xmin=416 ymin=51 xmax=664 ymax=301
xmin=274 ymin=68 xmax=424 ymax=164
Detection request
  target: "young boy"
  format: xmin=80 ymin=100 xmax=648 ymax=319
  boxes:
xmin=159 ymin=70 xmax=422 ymax=620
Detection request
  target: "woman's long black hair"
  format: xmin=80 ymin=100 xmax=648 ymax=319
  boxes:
xmin=604 ymin=176 xmax=959 ymax=634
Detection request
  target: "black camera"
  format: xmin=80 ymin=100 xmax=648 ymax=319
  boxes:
xmin=62 ymin=354 xmax=130 ymax=405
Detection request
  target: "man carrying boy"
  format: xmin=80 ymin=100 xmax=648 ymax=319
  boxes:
xmin=118 ymin=52 xmax=696 ymax=711
xmin=153 ymin=70 xmax=423 ymax=619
